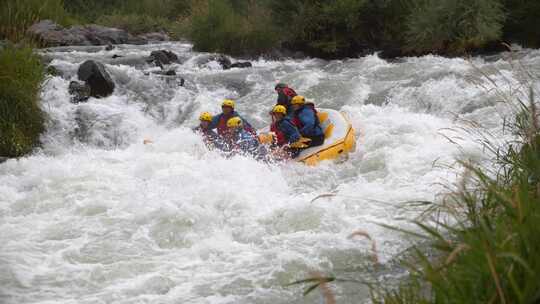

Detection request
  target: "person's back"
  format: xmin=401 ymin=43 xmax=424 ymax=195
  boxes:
xmin=290 ymin=96 xmax=324 ymax=147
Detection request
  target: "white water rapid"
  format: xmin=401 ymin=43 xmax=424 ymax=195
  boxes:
xmin=1 ymin=42 xmax=539 ymax=303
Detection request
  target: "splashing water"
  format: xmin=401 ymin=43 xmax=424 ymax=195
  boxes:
xmin=2 ymin=42 xmax=539 ymax=303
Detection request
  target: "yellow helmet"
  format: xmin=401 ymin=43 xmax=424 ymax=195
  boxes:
xmin=227 ymin=116 xmax=243 ymax=128
xmin=272 ymin=105 xmax=287 ymax=114
xmin=291 ymin=95 xmax=305 ymax=105
xmin=199 ymin=112 xmax=213 ymax=122
xmin=222 ymin=99 xmax=235 ymax=108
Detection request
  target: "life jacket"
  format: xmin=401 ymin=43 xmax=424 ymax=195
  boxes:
xmin=216 ymin=113 xmax=233 ymax=137
xmin=270 ymin=122 xmax=287 ymax=146
xmin=283 ymin=87 xmax=297 ymax=98
xmin=292 ymin=102 xmax=319 ymax=130
xmin=216 ymin=113 xmax=256 ymax=137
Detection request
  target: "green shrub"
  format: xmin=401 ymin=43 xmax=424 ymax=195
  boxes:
xmin=502 ymin=0 xmax=540 ymax=48
xmin=0 ymin=0 xmax=71 ymax=42
xmin=268 ymin=0 xmax=369 ymax=57
xmin=96 ymin=14 xmax=171 ymax=35
xmin=65 ymin=0 xmax=191 ymax=24
xmin=404 ymin=0 xmax=505 ymax=54
xmin=190 ymin=0 xmax=279 ymax=56
xmin=0 ymin=46 xmax=45 ymax=157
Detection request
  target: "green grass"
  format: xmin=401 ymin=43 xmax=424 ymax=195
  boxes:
xmin=0 ymin=0 xmax=72 ymax=42
xmin=0 ymin=45 xmax=45 ymax=157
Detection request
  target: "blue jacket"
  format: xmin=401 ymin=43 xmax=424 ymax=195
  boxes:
xmin=194 ymin=126 xmax=226 ymax=151
xmin=275 ymin=117 xmax=301 ymax=144
xmin=234 ymin=129 xmax=260 ymax=156
xmin=293 ymin=106 xmax=323 ymax=137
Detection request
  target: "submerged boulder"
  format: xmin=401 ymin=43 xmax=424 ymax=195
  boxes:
xmin=230 ymin=61 xmax=252 ymax=68
xmin=196 ymin=54 xmax=232 ymax=70
xmin=149 ymin=50 xmax=179 ymax=67
xmin=68 ymin=81 xmax=91 ymax=103
xmin=77 ymin=60 xmax=115 ymax=98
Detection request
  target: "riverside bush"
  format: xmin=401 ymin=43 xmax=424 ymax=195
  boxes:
xmin=404 ymin=0 xmax=506 ymax=54
xmin=0 ymin=46 xmax=45 ymax=157
xmin=96 ymin=14 xmax=173 ymax=35
xmin=190 ymin=0 xmax=279 ymax=56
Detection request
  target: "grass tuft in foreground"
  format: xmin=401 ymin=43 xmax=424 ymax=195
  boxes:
xmin=0 ymin=45 xmax=45 ymax=157
xmin=370 ymin=73 xmax=540 ymax=303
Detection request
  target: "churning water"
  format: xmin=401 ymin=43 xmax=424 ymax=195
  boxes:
xmin=1 ymin=42 xmax=539 ymax=303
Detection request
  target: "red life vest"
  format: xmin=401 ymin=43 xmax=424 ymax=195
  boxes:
xmin=283 ymin=87 xmax=297 ymax=98
xmin=292 ymin=102 xmax=318 ymax=129
xmin=216 ymin=114 xmax=233 ymax=136
xmin=270 ymin=122 xmax=287 ymax=146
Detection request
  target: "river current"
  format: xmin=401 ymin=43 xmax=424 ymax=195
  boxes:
xmin=1 ymin=42 xmax=539 ymax=303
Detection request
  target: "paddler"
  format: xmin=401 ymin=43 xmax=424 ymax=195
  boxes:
xmin=209 ymin=99 xmax=256 ymax=138
xmin=290 ymin=95 xmax=324 ymax=147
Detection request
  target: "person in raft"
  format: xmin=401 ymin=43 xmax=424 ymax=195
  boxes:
xmin=194 ymin=112 xmax=224 ymax=150
xmin=225 ymin=116 xmax=265 ymax=159
xmin=268 ymin=104 xmax=312 ymax=159
xmin=274 ymin=83 xmax=297 ymax=114
xmin=290 ymin=95 xmax=325 ymax=147
xmin=209 ymin=99 xmax=256 ymax=138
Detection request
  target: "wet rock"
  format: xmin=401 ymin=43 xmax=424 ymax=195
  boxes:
xmin=151 ymin=69 xmax=177 ymax=76
xmin=196 ymin=54 xmax=232 ymax=69
xmin=216 ymin=55 xmax=232 ymax=69
xmin=164 ymin=69 xmax=176 ymax=76
xmin=149 ymin=50 xmax=179 ymax=67
xmin=138 ymin=32 xmax=170 ymax=42
xmin=0 ymin=157 xmax=9 ymax=164
xmin=27 ymin=20 xmax=89 ymax=46
xmin=46 ymin=65 xmax=63 ymax=77
xmin=105 ymin=44 xmax=114 ymax=51
xmin=111 ymin=54 xmax=123 ymax=59
xmin=27 ymin=20 xmax=148 ymax=47
xmin=68 ymin=81 xmax=91 ymax=103
xmin=77 ymin=60 xmax=115 ymax=98
xmin=230 ymin=61 xmax=252 ymax=68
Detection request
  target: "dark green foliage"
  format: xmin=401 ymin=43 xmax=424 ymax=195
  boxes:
xmin=189 ymin=0 xmax=279 ymax=56
xmin=404 ymin=0 xmax=506 ymax=54
xmin=269 ymin=0 xmax=369 ymax=57
xmin=96 ymin=14 xmax=172 ymax=35
xmin=0 ymin=46 xmax=45 ymax=157
xmin=503 ymin=0 xmax=540 ymax=48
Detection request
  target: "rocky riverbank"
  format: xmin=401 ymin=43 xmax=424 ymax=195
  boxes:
xmin=27 ymin=20 xmax=170 ymax=47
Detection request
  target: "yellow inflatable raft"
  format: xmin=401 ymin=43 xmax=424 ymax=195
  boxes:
xmin=259 ymin=108 xmax=356 ymax=166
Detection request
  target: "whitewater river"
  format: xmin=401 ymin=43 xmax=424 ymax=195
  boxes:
xmin=1 ymin=42 xmax=538 ymax=303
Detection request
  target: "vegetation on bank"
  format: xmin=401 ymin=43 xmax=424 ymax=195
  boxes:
xmin=2 ymin=0 xmax=540 ymax=57
xmin=0 ymin=45 xmax=45 ymax=157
